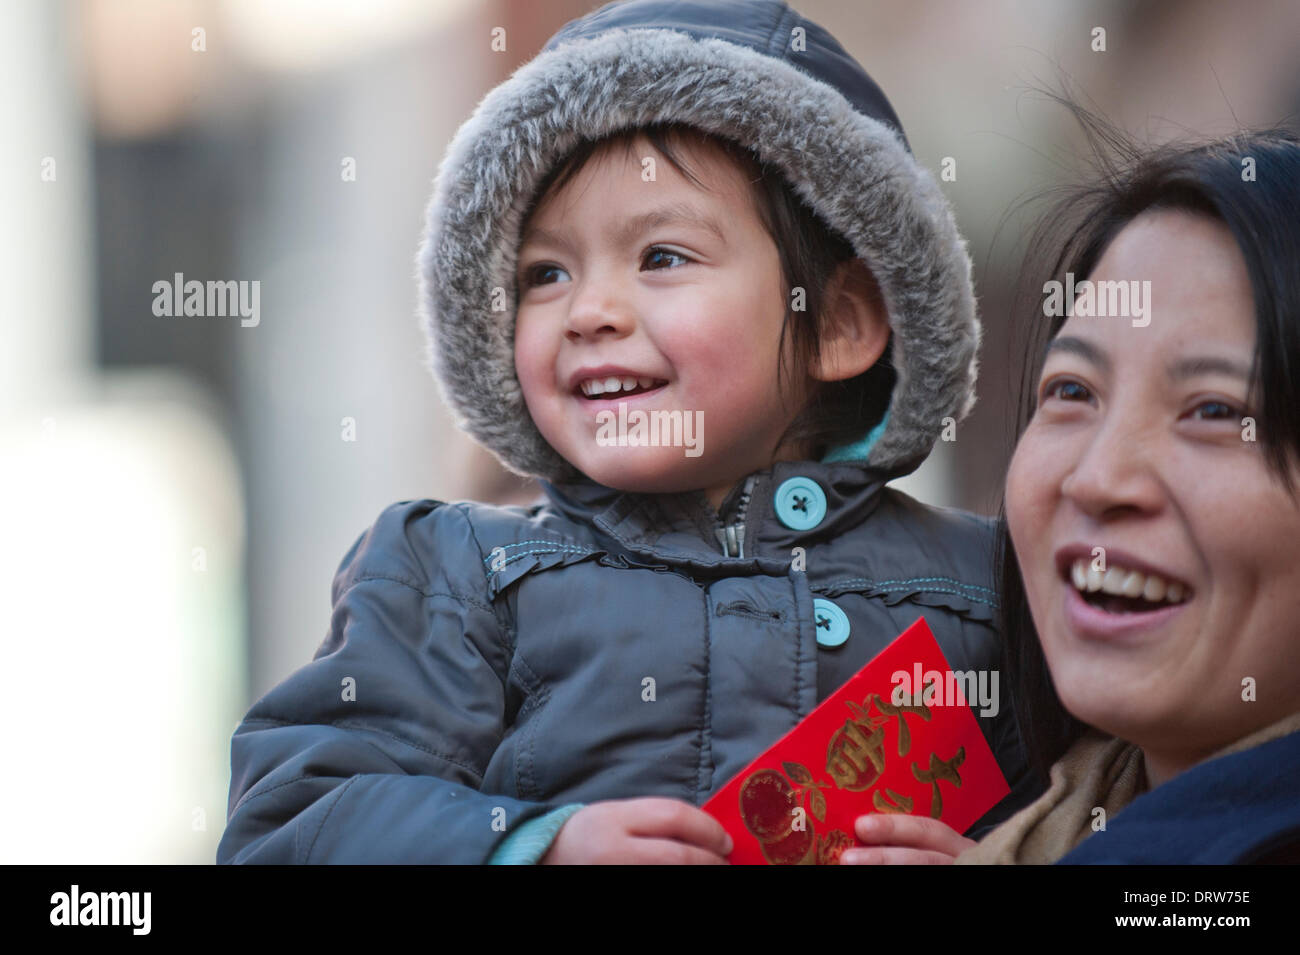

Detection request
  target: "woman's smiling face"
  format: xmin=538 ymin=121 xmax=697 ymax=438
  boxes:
xmin=1005 ymin=208 xmax=1300 ymax=780
xmin=512 ymin=131 xmax=811 ymax=509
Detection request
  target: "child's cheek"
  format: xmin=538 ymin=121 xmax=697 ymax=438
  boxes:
xmin=513 ymin=322 xmax=546 ymax=401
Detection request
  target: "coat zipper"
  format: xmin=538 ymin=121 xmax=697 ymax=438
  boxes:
xmin=714 ymin=474 xmax=756 ymax=558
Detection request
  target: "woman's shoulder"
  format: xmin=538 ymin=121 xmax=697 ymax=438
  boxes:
xmin=1059 ymin=721 xmax=1300 ymax=864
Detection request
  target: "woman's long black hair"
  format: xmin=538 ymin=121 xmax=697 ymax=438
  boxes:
xmin=999 ymin=95 xmax=1300 ymax=781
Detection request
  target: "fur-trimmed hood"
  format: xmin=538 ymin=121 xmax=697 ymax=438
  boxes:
xmin=417 ymin=0 xmax=980 ymax=484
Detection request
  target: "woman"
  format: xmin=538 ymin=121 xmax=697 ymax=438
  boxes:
xmin=842 ymin=106 xmax=1300 ymax=865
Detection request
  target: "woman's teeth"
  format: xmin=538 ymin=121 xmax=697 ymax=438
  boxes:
xmin=579 ymin=376 xmax=664 ymax=397
xmin=1069 ymin=557 xmax=1189 ymax=607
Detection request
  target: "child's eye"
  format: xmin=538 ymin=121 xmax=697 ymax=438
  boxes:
xmin=521 ymin=264 xmax=569 ymax=288
xmin=643 ymin=246 xmax=690 ymax=271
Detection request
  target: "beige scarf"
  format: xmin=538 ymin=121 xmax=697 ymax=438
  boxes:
xmin=955 ymin=710 xmax=1300 ymax=865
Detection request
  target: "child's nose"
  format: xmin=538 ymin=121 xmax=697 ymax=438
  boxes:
xmin=564 ymin=283 xmax=636 ymax=342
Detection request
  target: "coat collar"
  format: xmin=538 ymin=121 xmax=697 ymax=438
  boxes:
xmin=539 ymin=458 xmax=900 ymax=571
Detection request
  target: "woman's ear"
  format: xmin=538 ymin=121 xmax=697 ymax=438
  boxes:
xmin=808 ymin=258 xmax=891 ymax=382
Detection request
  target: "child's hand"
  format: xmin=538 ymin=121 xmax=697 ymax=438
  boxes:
xmin=838 ymin=813 xmax=976 ymax=864
xmin=540 ymin=797 xmax=734 ymax=864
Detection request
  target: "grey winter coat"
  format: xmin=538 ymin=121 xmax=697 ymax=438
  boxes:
xmin=218 ymin=0 xmax=1040 ymax=864
xmin=219 ymin=471 xmax=1036 ymax=864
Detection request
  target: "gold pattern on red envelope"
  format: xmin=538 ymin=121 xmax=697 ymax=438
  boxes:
xmin=737 ymin=768 xmax=818 ymax=865
xmin=826 ymin=691 xmax=932 ymax=790
xmin=913 ymin=747 xmax=966 ymax=819
xmin=703 ymin=617 xmax=1010 ymax=865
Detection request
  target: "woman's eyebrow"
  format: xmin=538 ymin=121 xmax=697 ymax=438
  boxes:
xmin=1167 ymin=355 xmax=1253 ymax=382
xmin=1044 ymin=335 xmax=1109 ymax=372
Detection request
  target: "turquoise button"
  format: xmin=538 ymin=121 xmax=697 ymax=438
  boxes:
xmin=774 ymin=476 xmax=827 ymax=531
xmin=812 ymin=598 xmax=850 ymax=648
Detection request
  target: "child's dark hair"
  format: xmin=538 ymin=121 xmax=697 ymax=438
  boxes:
xmin=997 ymin=93 xmax=1300 ymax=782
xmin=516 ymin=121 xmax=896 ymax=460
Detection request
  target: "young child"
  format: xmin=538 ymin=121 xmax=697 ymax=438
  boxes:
xmin=218 ymin=0 xmax=1040 ymax=865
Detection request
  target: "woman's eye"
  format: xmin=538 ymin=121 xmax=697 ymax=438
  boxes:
xmin=1188 ymin=400 xmax=1240 ymax=421
xmin=1040 ymin=378 xmax=1093 ymax=405
xmin=643 ymin=246 xmax=690 ymax=270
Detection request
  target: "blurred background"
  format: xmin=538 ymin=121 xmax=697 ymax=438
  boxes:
xmin=3 ymin=0 xmax=1298 ymax=863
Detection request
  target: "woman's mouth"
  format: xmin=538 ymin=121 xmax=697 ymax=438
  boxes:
xmin=1061 ymin=556 xmax=1194 ymax=639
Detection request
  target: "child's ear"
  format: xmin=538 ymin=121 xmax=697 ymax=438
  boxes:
xmin=808 ymin=258 xmax=891 ymax=383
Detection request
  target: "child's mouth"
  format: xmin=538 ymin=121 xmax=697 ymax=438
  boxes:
xmin=575 ymin=377 xmax=668 ymax=401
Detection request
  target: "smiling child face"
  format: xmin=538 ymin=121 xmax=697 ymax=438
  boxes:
xmin=513 ymin=131 xmax=813 ymax=512
xmin=1005 ymin=208 xmax=1300 ymax=785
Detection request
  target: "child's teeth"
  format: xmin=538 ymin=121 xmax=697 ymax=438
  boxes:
xmin=1142 ymin=574 xmax=1166 ymax=602
xmin=1071 ymin=560 xmax=1088 ymax=591
xmin=1166 ymin=581 xmax=1184 ymax=603
xmin=579 ymin=375 xmax=664 ymax=397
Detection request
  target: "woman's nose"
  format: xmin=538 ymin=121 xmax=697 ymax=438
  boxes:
xmin=1059 ymin=415 xmax=1166 ymax=520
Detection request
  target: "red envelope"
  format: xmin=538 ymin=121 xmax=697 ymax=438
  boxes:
xmin=702 ymin=616 xmax=1009 ymax=865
